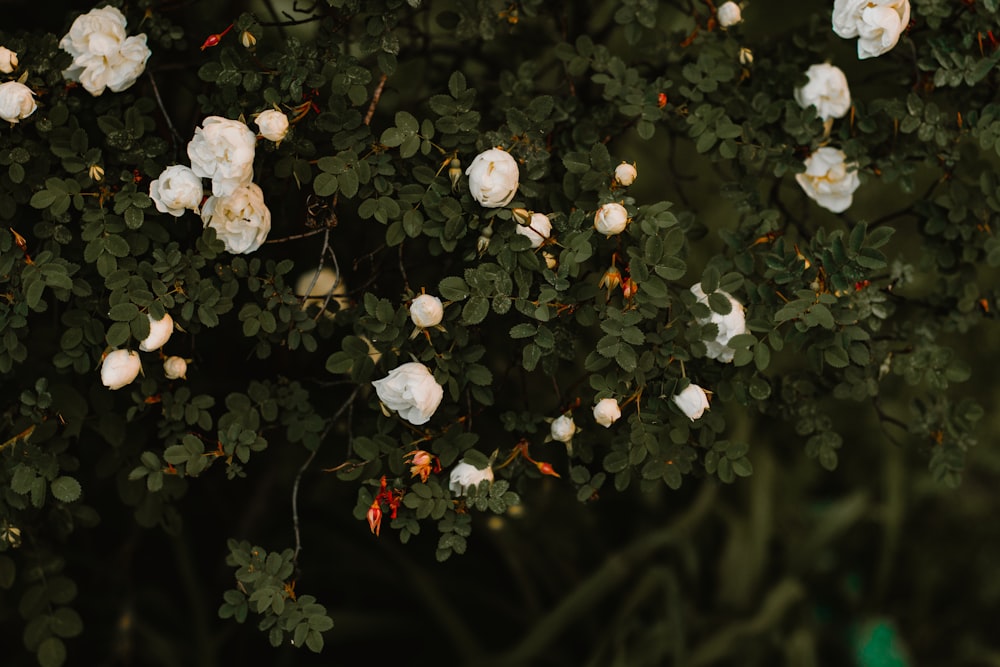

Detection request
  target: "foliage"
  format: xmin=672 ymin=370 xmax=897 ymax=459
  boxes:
xmin=1 ymin=0 xmax=1000 ymax=665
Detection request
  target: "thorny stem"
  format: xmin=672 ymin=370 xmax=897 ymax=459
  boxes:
xmin=292 ymin=387 xmax=360 ymax=565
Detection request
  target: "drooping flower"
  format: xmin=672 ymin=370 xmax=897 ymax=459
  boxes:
xmin=139 ymin=313 xmax=173 ymax=352
xmin=717 ymin=1 xmax=743 ymax=27
xmin=405 ymin=449 xmax=440 ymax=483
xmin=149 ymin=165 xmax=204 ymax=217
xmin=515 ymin=212 xmax=552 ymax=249
xmin=410 ymin=294 xmax=444 ymax=328
xmin=187 ymin=116 xmax=257 ymax=197
xmin=59 ymin=6 xmax=151 ymax=95
xmin=614 ymin=162 xmax=637 ymax=187
xmin=832 ymin=0 xmax=910 ymax=59
xmin=0 ymin=46 xmax=18 ymax=74
xmin=100 ymin=349 xmax=141 ymax=390
xmin=593 ymin=398 xmax=622 ymax=428
xmin=449 ymin=460 xmax=494 ymax=496
xmin=0 ymin=82 xmax=36 ymax=124
xmin=594 ymin=203 xmax=629 ymax=237
xmin=372 ymin=362 xmax=444 ymax=426
xmin=466 ymin=148 xmax=519 ymax=208
xmin=255 ymin=109 xmax=289 ymax=143
xmin=795 ymin=146 xmax=860 ymax=213
xmin=673 ymin=383 xmax=711 ymax=421
xmin=794 ymin=63 xmax=851 ymax=121
xmin=201 ymin=183 xmax=272 ymax=254
xmin=690 ymin=283 xmax=747 ymax=363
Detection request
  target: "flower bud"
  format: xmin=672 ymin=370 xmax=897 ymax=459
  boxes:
xmin=366 ymin=500 xmax=382 ymax=536
xmin=550 ymin=414 xmax=576 ymax=443
xmin=0 ymin=46 xmax=18 ymax=74
xmin=594 ymin=202 xmax=629 ymax=237
xmin=511 ymin=208 xmax=532 ymax=226
xmin=673 ymin=383 xmax=711 ymax=421
xmin=89 ymin=164 xmax=105 ymax=182
xmin=240 ymin=30 xmax=257 ymax=49
xmin=593 ymin=398 xmax=622 ymax=428
xmin=255 ymin=109 xmax=289 ymax=144
xmin=599 ymin=265 xmax=622 ymax=297
xmin=717 ymin=1 xmax=742 ymax=27
xmin=101 ymin=350 xmax=141 ymax=390
xmin=163 ymin=356 xmax=188 ymax=380
xmin=739 ymin=47 xmax=754 ymax=65
xmin=614 ymin=162 xmax=637 ymax=187
xmin=477 ymin=233 xmax=491 ymax=256
xmin=543 ymin=251 xmax=558 ymax=270
xmin=410 ymin=293 xmax=444 ymax=328
xmin=448 ymin=158 xmax=462 ymax=192
xmin=139 ymin=313 xmax=174 ymax=352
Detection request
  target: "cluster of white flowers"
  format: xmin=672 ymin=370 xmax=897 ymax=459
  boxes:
xmin=832 ymin=0 xmax=910 ymax=59
xmin=59 ymin=6 xmax=151 ymax=96
xmin=690 ymin=283 xmax=747 ymax=363
xmin=100 ymin=314 xmax=186 ymax=390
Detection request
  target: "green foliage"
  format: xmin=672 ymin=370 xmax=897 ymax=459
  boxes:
xmin=2 ymin=0 xmax=1000 ymax=664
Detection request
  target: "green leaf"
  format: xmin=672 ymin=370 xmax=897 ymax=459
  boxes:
xmin=37 ymin=637 xmax=67 ymax=667
xmin=438 ymin=276 xmax=470 ymax=301
xmin=461 ymin=296 xmax=489 ymax=324
xmin=50 ymin=477 xmax=82 ymax=503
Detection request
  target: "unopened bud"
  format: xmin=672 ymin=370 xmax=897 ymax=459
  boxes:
xmin=739 ymin=47 xmax=753 ymax=66
xmin=448 ymin=158 xmax=462 ymax=191
xmin=477 ymin=234 xmax=490 ymax=257
xmin=511 ymin=207 xmax=532 ymax=226
xmin=89 ymin=164 xmax=104 ymax=182
xmin=543 ymin=251 xmax=558 ymax=270
xmin=240 ymin=30 xmax=256 ymax=48
xmin=599 ymin=265 xmax=622 ymax=297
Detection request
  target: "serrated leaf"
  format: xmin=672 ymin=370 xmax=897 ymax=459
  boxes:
xmin=50 ymin=477 xmax=81 ymax=503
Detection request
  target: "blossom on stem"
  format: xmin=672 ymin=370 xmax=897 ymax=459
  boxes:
xmin=466 ymin=148 xmax=519 ymax=208
xmin=372 ymin=362 xmax=444 ymax=426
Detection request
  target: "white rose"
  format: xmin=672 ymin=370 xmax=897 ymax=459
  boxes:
xmin=515 ymin=212 xmax=551 ymax=249
xmin=59 ymin=6 xmax=150 ymax=95
xmin=466 ymin=148 xmax=519 ymax=208
xmin=410 ymin=294 xmax=444 ymax=328
xmin=614 ymin=162 xmax=637 ymax=187
xmin=832 ymin=0 xmax=910 ymax=59
xmin=794 ymin=64 xmax=851 ymax=121
xmin=0 ymin=46 xmax=18 ymax=74
xmin=149 ymin=165 xmax=204 ymax=217
xmin=673 ymin=384 xmax=710 ymax=421
xmin=295 ymin=267 xmax=349 ymax=312
xmin=717 ymin=1 xmax=743 ymax=27
xmin=255 ymin=109 xmax=289 ymax=143
xmin=372 ymin=362 xmax=444 ymax=426
xmin=187 ymin=116 xmax=257 ymax=197
xmin=0 ymin=82 xmax=36 ymax=124
xmin=794 ymin=146 xmax=860 ymax=214
xmin=201 ymin=183 xmax=272 ymax=254
xmin=690 ymin=283 xmax=747 ymax=363
xmin=101 ymin=349 xmax=141 ymax=390
xmin=139 ymin=313 xmax=173 ymax=352
xmin=449 ymin=461 xmax=494 ymax=496
xmin=550 ymin=414 xmax=576 ymax=443
xmin=593 ymin=398 xmax=622 ymax=428
xmin=163 ymin=356 xmax=188 ymax=380
xmin=594 ymin=202 xmax=629 ymax=237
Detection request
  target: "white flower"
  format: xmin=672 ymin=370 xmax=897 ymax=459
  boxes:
xmin=717 ymin=1 xmax=743 ymax=27
xmin=101 ymin=349 xmax=141 ymax=390
xmin=690 ymin=283 xmax=747 ymax=363
xmin=0 ymin=82 xmax=36 ymax=124
xmin=255 ymin=109 xmax=289 ymax=143
xmin=139 ymin=313 xmax=173 ymax=352
xmin=614 ymin=162 xmax=637 ymax=187
xmin=149 ymin=165 xmax=203 ymax=217
xmin=673 ymin=383 xmax=710 ymax=421
xmin=795 ymin=146 xmax=860 ymax=214
xmin=59 ymin=6 xmax=151 ymax=96
xmin=550 ymin=414 xmax=576 ymax=443
xmin=410 ymin=294 xmax=444 ymax=328
xmin=593 ymin=398 xmax=622 ymax=428
xmin=515 ymin=212 xmax=551 ymax=249
xmin=187 ymin=116 xmax=257 ymax=197
xmin=594 ymin=202 xmax=629 ymax=237
xmin=163 ymin=356 xmax=187 ymax=380
xmin=794 ymin=64 xmax=851 ymax=121
xmin=201 ymin=183 xmax=272 ymax=254
xmin=0 ymin=47 xmax=18 ymax=74
xmin=372 ymin=362 xmax=444 ymax=425
xmin=449 ymin=461 xmax=494 ymax=496
xmin=294 ymin=267 xmax=349 ymax=312
xmin=832 ymin=0 xmax=910 ymax=59
xmin=466 ymin=148 xmax=519 ymax=208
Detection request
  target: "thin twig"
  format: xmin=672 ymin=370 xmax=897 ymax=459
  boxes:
xmin=364 ymin=74 xmax=389 ymax=126
xmin=264 ymin=227 xmax=328 ymax=243
xmin=146 ymin=71 xmax=184 ymax=152
xmin=292 ymin=387 xmax=360 ymax=564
